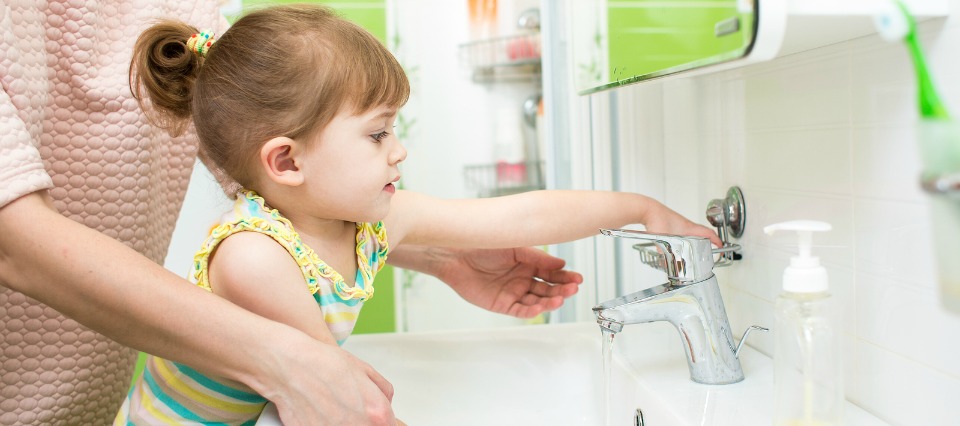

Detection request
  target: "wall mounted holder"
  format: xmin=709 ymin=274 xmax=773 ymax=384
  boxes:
xmin=706 ymin=186 xmax=746 ymax=265
xmin=630 ymin=186 xmax=747 ymax=271
xmin=918 ymin=121 xmax=960 ymax=313
xmin=922 ymin=173 xmax=960 ymax=196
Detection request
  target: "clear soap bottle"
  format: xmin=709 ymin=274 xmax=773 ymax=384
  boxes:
xmin=764 ymin=221 xmax=843 ymax=426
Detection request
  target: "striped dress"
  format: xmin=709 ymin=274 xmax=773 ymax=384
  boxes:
xmin=114 ymin=189 xmax=388 ymax=425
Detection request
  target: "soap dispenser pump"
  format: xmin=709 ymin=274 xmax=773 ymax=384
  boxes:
xmin=764 ymin=220 xmax=843 ymax=426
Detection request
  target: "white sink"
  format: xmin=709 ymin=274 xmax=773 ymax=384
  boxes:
xmin=257 ymin=322 xmax=888 ymax=425
xmin=343 ymin=322 xmax=671 ymax=426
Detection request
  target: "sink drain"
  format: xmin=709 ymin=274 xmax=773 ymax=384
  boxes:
xmin=634 ymin=408 xmax=645 ymax=426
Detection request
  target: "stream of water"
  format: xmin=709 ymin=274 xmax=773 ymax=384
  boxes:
xmin=601 ymin=328 xmax=616 ymax=426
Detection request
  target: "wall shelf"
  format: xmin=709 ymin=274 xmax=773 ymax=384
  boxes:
xmin=464 ymin=161 xmax=545 ymax=198
xmin=459 ymin=32 xmax=542 ymax=83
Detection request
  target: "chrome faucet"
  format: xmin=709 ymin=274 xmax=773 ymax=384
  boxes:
xmin=593 ymin=227 xmax=764 ymax=385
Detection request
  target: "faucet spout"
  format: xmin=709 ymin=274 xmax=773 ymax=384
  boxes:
xmin=593 ymin=276 xmax=744 ymax=385
xmin=594 ymin=281 xmax=685 ymax=325
xmin=592 ymin=190 xmax=758 ymax=385
xmin=592 ymin=227 xmax=752 ymax=385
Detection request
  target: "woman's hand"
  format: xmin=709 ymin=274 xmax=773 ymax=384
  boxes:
xmin=389 ymin=246 xmax=583 ymax=319
xmin=258 ymin=335 xmax=397 ymax=426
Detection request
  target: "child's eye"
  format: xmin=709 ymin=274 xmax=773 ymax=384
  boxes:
xmin=370 ymin=131 xmax=389 ymax=143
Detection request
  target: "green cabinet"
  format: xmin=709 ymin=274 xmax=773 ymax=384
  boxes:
xmin=572 ymin=0 xmax=757 ymax=94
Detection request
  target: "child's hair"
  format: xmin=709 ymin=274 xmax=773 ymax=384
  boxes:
xmin=130 ymin=5 xmax=410 ymax=189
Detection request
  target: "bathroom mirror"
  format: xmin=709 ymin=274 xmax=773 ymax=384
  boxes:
xmin=570 ymin=0 xmax=758 ymax=95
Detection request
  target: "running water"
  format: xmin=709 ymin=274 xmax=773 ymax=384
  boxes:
xmin=600 ymin=328 xmax=616 ymax=426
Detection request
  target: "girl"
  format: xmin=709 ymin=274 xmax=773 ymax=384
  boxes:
xmin=118 ymin=4 xmax=719 ymax=424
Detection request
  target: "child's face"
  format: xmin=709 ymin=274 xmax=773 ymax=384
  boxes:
xmin=298 ymin=104 xmax=405 ymax=223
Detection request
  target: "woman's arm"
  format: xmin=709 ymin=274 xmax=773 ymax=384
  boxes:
xmin=0 ymin=191 xmax=395 ymax=426
xmin=387 ymin=190 xmax=721 ymax=249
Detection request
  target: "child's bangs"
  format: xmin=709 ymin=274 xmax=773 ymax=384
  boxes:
xmin=346 ymin=36 xmax=410 ymax=114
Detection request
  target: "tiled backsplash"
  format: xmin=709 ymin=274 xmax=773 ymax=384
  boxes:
xmin=592 ymin=6 xmax=960 ymax=425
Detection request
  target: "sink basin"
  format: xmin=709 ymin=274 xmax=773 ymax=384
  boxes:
xmin=343 ymin=322 xmax=672 ymax=426
xmin=256 ymin=322 xmax=887 ymax=425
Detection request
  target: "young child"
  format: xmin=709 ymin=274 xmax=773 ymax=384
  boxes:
xmin=116 ymin=4 xmax=720 ymax=424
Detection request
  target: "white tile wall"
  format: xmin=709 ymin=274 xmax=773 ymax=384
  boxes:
xmin=582 ymin=5 xmax=960 ymax=425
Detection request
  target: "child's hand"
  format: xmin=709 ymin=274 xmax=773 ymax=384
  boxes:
xmin=642 ymin=202 xmax=724 ymax=248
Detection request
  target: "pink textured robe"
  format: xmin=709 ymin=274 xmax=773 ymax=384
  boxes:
xmin=0 ymin=1 xmax=224 ymax=423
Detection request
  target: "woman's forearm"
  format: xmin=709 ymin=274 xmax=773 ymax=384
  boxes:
xmin=0 ymin=191 xmax=295 ymax=388
xmin=385 ymin=244 xmax=452 ymax=274
xmin=0 ymin=192 xmax=397 ymax=424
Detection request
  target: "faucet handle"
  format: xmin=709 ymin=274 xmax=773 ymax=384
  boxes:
xmin=600 ymin=228 xmax=715 ymax=283
xmin=735 ymin=325 xmax=770 ymax=358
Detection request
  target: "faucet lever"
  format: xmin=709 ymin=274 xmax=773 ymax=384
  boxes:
xmin=600 ymin=228 xmax=715 ymax=283
xmin=734 ymin=325 xmax=770 ymax=358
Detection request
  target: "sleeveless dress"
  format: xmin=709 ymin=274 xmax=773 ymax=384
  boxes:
xmin=114 ymin=189 xmax=388 ymax=425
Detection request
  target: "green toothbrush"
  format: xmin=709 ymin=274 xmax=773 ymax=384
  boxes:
xmin=875 ymin=0 xmax=951 ymax=120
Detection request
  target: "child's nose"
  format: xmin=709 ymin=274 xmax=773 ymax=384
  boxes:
xmin=390 ymin=142 xmax=407 ymax=165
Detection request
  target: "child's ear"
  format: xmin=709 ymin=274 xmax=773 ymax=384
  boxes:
xmin=259 ymin=137 xmax=305 ymax=187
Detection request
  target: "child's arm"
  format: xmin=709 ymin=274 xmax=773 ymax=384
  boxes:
xmin=208 ymin=231 xmax=339 ymax=345
xmin=385 ymin=190 xmax=721 ymax=249
xmin=211 ymin=232 xmax=408 ymax=424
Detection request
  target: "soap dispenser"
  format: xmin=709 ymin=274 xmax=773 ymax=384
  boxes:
xmin=764 ymin=220 xmax=843 ymax=426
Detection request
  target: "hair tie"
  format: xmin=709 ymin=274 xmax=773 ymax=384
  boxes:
xmin=186 ymin=30 xmax=216 ymax=57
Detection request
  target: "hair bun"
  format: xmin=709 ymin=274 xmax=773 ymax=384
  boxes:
xmin=129 ymin=20 xmax=204 ymax=136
